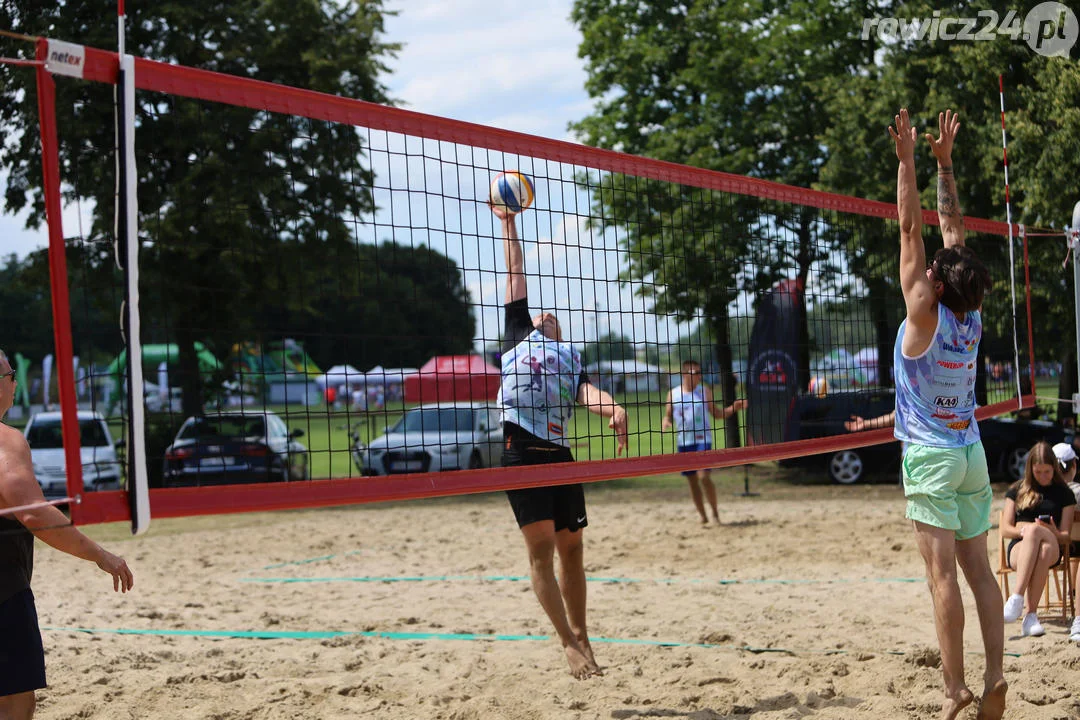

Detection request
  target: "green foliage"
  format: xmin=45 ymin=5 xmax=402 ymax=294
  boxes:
xmin=0 ymin=2 xmax=472 ymax=407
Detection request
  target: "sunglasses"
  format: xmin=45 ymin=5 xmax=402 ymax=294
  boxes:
xmin=0 ymin=371 xmax=14 ymax=383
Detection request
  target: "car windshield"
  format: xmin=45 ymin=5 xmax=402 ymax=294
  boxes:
xmin=393 ymin=408 xmax=474 ymax=434
xmin=27 ymin=419 xmax=110 ymax=448
xmin=179 ymin=416 xmax=265 ymax=439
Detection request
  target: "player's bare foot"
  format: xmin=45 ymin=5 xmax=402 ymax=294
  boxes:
xmin=699 ymin=516 xmax=709 ymax=525
xmin=576 ymin=636 xmax=602 ymax=674
xmin=564 ymin=644 xmax=601 ymax=679
xmin=940 ymin=687 xmax=974 ymax=720
xmin=976 ymin=679 xmax=1007 ymax=720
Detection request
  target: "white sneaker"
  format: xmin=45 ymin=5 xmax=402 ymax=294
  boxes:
xmin=1003 ymin=593 xmax=1025 ymax=622
xmin=1021 ymin=612 xmax=1045 ymax=637
xmin=1070 ymin=617 xmax=1080 ymax=641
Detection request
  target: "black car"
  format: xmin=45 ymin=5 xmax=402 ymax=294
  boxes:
xmin=162 ymin=411 xmax=308 ymax=486
xmin=780 ymin=389 xmax=1067 ymax=484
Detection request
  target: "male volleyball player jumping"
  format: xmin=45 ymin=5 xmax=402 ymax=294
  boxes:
xmin=0 ymin=349 xmax=134 ymax=719
xmin=492 ymin=203 xmax=628 ymax=680
xmin=888 ymin=109 xmax=1005 ymax=720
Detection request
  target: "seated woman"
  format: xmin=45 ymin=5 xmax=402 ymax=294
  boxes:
xmin=1054 ymin=441 xmax=1080 ymax=641
xmin=1000 ymin=441 xmax=1077 ymax=637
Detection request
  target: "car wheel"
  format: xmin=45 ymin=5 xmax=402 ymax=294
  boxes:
xmin=828 ymin=449 xmax=864 ymax=485
xmin=468 ymin=450 xmax=483 ymax=470
xmin=1004 ymin=446 xmax=1027 ymax=483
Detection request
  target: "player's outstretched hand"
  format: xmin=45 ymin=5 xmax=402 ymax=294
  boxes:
xmin=731 ymin=399 xmax=748 ymax=412
xmin=888 ymin=108 xmax=917 ymax=162
xmin=925 ymin=109 xmax=960 ymax=165
xmin=610 ymin=406 xmax=628 ymax=456
xmin=96 ymin=549 xmax=134 ymax=593
xmin=488 ymin=200 xmax=513 ymax=222
xmin=844 ymin=415 xmax=866 ymax=432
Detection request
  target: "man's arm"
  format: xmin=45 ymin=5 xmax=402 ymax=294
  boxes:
xmin=925 ymin=110 xmax=964 ymax=248
xmin=660 ymin=389 xmax=674 ymax=430
xmin=844 ymin=410 xmax=895 ymax=432
xmin=0 ymin=436 xmax=133 ymax=592
xmin=702 ymin=386 xmax=747 ymax=419
xmin=494 ymin=204 xmax=527 ymax=304
xmin=889 ymin=109 xmax=938 ymax=343
xmin=576 ymin=383 xmax=628 ymax=455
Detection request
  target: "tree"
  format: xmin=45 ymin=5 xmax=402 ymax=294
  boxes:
xmin=0 ymin=0 xmax=400 ymax=415
xmin=571 ymin=0 xmax=885 ymax=447
xmin=819 ymin=5 xmax=1080 ymax=373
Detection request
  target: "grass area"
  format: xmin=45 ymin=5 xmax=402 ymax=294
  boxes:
xmin=20 ymin=375 xmax=1068 ymax=482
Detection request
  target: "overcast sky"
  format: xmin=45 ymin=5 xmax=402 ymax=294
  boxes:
xmin=0 ymin=0 xmax=591 ymax=258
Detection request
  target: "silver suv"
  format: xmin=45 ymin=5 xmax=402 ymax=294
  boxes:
xmin=355 ymin=403 xmax=503 ymax=475
xmin=25 ymin=411 xmax=123 ymax=497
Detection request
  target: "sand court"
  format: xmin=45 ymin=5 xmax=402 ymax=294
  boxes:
xmin=26 ymin=475 xmax=1080 ymax=719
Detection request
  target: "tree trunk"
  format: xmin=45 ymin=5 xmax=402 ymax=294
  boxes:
xmin=176 ymin=328 xmax=203 ymax=418
xmin=795 ymin=213 xmax=814 ymax=391
xmin=710 ymin=310 xmax=741 ymax=451
xmin=869 ymin=278 xmax=893 ymax=388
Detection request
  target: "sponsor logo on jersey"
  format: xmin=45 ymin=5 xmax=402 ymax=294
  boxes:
xmin=932 ymin=410 xmax=959 ymax=420
xmin=935 ymin=395 xmax=958 ymax=408
xmin=946 ymin=420 xmax=971 ymax=431
xmin=941 ymin=342 xmax=966 ymax=353
xmin=937 ymin=360 xmax=965 ymax=370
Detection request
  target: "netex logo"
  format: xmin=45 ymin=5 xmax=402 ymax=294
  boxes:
xmin=45 ymin=40 xmax=86 ymax=79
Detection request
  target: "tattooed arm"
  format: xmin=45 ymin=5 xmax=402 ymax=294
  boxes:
xmin=926 ymin=110 xmax=964 ymax=248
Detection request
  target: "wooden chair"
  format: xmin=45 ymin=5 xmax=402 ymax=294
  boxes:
xmin=996 ymin=511 xmax=1072 ymax=621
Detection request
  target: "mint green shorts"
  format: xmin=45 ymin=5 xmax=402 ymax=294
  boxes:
xmin=902 ymin=441 xmax=992 ymax=540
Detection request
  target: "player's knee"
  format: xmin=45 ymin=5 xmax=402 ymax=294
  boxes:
xmin=1038 ymin=542 xmax=1058 ymax=565
xmin=0 ymin=693 xmax=36 ymax=720
xmin=526 ymin=538 xmax=557 ymax=567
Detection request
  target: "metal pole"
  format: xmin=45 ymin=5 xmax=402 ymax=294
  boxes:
xmin=1071 ymin=201 xmax=1080 ymax=415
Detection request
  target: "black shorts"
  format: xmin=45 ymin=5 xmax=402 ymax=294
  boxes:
xmin=502 ymin=425 xmax=586 ymax=532
xmin=1007 ymin=539 xmax=1064 ymax=569
xmin=0 ymin=588 xmax=46 ymax=697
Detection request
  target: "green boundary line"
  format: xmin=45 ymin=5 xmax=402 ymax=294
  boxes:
xmin=40 ymin=625 xmax=1020 ymax=658
xmin=240 ymin=574 xmax=925 ymax=586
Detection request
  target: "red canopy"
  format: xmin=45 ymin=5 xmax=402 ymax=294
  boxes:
xmin=404 ymin=354 xmax=500 ymax=403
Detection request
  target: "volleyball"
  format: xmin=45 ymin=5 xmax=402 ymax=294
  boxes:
xmin=490 ymin=171 xmax=535 ymax=214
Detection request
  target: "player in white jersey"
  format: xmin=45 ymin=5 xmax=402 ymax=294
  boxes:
xmin=492 ymin=202 xmax=628 ymax=680
xmin=662 ymin=360 xmax=747 ymax=524
xmin=889 ymin=108 xmax=1003 ymax=720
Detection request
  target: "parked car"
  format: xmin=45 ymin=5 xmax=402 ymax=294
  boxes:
xmin=780 ymin=389 xmax=1067 ymax=484
xmin=162 ymin=411 xmax=308 ymax=486
xmin=25 ymin=411 xmax=123 ymax=497
xmin=354 ymin=403 xmax=503 ymax=476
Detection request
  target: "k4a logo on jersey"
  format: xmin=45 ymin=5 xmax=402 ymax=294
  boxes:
xmin=935 ymin=395 xmax=958 ymax=408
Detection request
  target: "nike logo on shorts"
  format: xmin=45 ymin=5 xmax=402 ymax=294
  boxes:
xmin=576 ymin=515 xmax=587 ymax=524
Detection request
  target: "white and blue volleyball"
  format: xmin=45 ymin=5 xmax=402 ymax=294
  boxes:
xmin=490 ymin=171 xmax=535 ymax=214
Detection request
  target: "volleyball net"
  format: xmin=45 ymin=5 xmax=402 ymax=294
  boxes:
xmin=24 ymin=38 xmax=1049 ymax=529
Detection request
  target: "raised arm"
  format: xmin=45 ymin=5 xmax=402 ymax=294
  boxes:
xmin=493 ymin=203 xmax=527 ymax=304
xmin=926 ymin=110 xmax=964 ymax=248
xmin=889 ymin=109 xmax=937 ymax=339
xmin=576 ymin=382 xmax=628 ymax=455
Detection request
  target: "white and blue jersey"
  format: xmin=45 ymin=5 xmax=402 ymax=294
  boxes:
xmin=671 ymin=385 xmax=711 ymax=448
xmin=894 ymin=302 xmax=981 ymax=448
xmin=499 ymin=299 xmax=585 ymax=447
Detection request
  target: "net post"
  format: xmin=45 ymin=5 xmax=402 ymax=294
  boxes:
xmin=738 ymin=464 xmax=758 ymax=497
xmin=116 ymin=52 xmax=150 ymax=535
xmin=35 ymin=39 xmax=86 ymax=520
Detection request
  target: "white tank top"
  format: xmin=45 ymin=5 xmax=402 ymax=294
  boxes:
xmin=671 ymin=385 xmax=711 ymax=447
